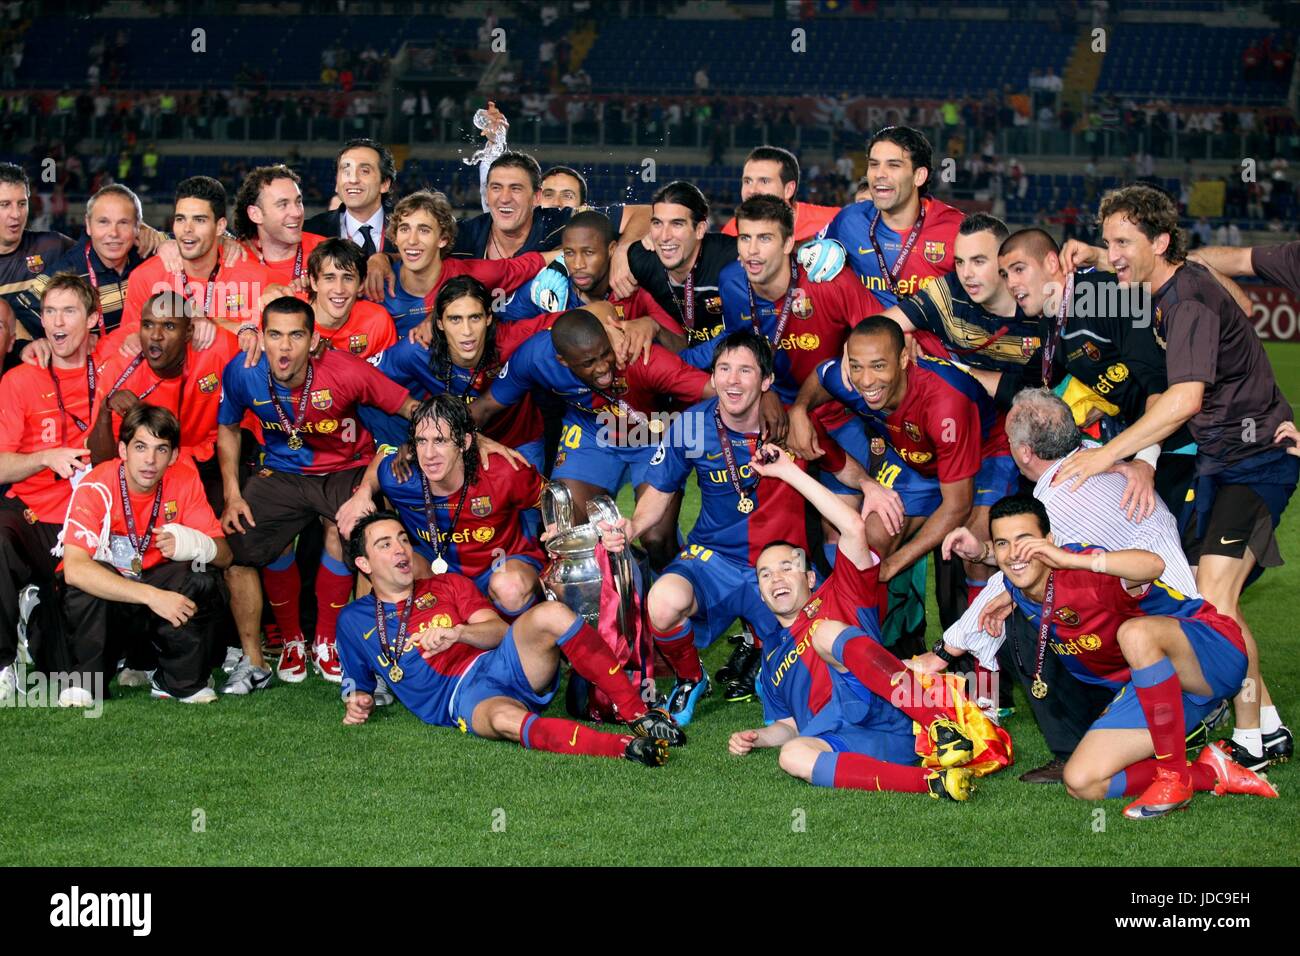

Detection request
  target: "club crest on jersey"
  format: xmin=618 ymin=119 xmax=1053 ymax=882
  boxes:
xmin=470 ymin=495 xmax=492 ymax=517
xmin=197 ymin=372 xmax=219 ymax=393
xmin=164 ymin=500 xmax=178 ymax=522
xmin=1106 ymin=363 xmax=1128 ymax=383
xmin=1055 ymin=607 xmax=1080 ymax=626
xmin=792 ymin=291 xmax=814 ymax=319
xmin=22 ymin=508 xmax=38 ymax=524
xmin=348 ymin=334 xmax=368 ymax=355
xmin=25 ymin=254 xmax=43 ymax=274
xmin=225 ymin=291 xmax=245 ymax=311
xmin=415 ymin=592 xmax=436 ymax=610
xmin=310 ymin=389 xmax=332 ymax=410
xmin=705 ymin=295 xmax=723 ymax=314
xmin=869 ymin=436 xmax=886 ymax=457
xmin=922 ymin=240 xmax=945 ymax=264
xmin=1083 ymin=341 xmax=1101 ymax=361
xmin=1021 ymin=337 xmax=1037 ymax=357
xmin=803 ymin=597 xmax=823 ymax=619
xmin=1077 ymin=633 xmax=1102 ymax=651
xmin=904 ymin=421 xmax=922 ymax=441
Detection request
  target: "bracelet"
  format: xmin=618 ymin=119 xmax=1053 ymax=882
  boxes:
xmin=237 ymin=324 xmax=259 ymax=337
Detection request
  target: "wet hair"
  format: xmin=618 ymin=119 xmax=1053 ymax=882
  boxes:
xmin=488 ymin=150 xmax=543 ymax=192
xmin=347 ymin=509 xmax=405 ymax=573
xmin=428 ymin=275 xmax=499 ymax=395
xmin=407 ymin=393 xmax=480 ymax=487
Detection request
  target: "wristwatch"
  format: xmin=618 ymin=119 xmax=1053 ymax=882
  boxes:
xmin=931 ymin=640 xmax=958 ymax=665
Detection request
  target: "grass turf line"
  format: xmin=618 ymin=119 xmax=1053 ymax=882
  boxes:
xmin=2 ymin=344 xmax=1298 ymax=866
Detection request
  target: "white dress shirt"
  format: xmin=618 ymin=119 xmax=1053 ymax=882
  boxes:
xmin=341 ymin=207 xmax=385 ymax=250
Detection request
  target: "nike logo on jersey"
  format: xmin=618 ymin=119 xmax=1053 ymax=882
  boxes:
xmin=362 ymin=627 xmax=377 ymax=640
xmin=705 ymin=451 xmax=724 ymax=460
xmin=253 ymin=398 xmax=274 ymax=406
xmin=1219 ymin=537 xmax=1244 ymax=545
xmin=607 ymin=664 xmax=621 ymax=675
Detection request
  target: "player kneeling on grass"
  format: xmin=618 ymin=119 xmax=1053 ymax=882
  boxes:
xmin=717 ymin=444 xmax=977 ymax=801
xmin=57 ymin=404 xmax=231 ymax=706
xmin=337 ymin=511 xmax=684 ymax=765
xmin=983 ymin=494 xmax=1277 ymax=820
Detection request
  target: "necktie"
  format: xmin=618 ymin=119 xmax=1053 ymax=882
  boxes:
xmin=357 ymin=224 xmax=376 ymax=257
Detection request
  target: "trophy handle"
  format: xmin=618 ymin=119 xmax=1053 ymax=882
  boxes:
xmin=587 ymin=495 xmax=636 ymax=639
xmin=540 ymin=481 xmax=574 ymax=537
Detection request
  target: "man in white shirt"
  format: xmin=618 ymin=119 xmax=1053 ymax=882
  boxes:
xmin=916 ymin=389 xmax=1224 ymax=781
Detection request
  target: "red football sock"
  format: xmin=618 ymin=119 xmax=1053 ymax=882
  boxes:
xmin=315 ymin=559 xmax=354 ymax=642
xmin=830 ymin=752 xmax=932 ymax=793
xmin=966 ymin=580 xmax=985 ymax=608
xmin=1133 ymin=662 xmax=1188 ymax=782
xmin=261 ymin=561 xmax=303 ymax=641
xmin=649 ymin=621 xmax=703 ymax=682
xmin=519 ymin=714 xmax=630 ymax=758
xmin=1119 ymin=758 xmax=1217 ymax=795
xmin=557 ymin=620 xmax=647 ymax=720
xmin=839 ymin=633 xmax=950 ymax=727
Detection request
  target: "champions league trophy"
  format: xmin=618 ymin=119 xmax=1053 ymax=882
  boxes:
xmin=539 ymin=482 xmax=636 ymax=639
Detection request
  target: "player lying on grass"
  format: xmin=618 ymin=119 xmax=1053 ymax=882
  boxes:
xmin=716 ymin=444 xmax=978 ymax=800
xmin=336 ymin=511 xmax=684 ymax=765
xmin=981 ymin=494 xmax=1277 ymax=820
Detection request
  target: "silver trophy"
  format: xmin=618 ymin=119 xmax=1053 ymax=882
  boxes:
xmin=539 ymin=482 xmax=636 ymax=639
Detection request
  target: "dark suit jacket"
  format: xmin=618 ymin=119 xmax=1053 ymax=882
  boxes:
xmin=303 ymin=208 xmax=344 ymax=239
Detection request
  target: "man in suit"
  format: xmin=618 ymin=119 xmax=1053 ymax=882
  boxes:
xmin=303 ymin=138 xmax=395 ymax=257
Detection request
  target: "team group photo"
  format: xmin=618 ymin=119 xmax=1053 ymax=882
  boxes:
xmin=2 ymin=0 xmax=1299 ymax=887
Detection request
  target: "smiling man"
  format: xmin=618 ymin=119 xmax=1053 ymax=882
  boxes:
xmin=819 ymin=127 xmax=964 ymax=308
xmin=720 ymin=146 xmax=840 ymax=245
xmin=306 ymin=239 xmax=395 ymax=359
xmin=303 ymin=138 xmax=395 ymax=254
xmin=234 ymin=165 xmax=325 ymax=287
xmin=0 ymin=163 xmax=76 ymax=340
xmin=981 ymin=494 xmax=1275 ymax=819
xmin=14 ymin=184 xmax=147 ymax=342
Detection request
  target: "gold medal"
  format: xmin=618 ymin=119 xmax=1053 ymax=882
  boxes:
xmin=1031 ymin=678 xmax=1048 ymax=700
xmin=431 ymin=556 xmax=448 ymax=575
xmin=648 ymin=417 xmax=664 ymax=435
xmin=131 ymin=556 xmax=143 ymax=575
xmin=388 ymin=664 xmax=404 ymax=683
xmin=736 ymin=496 xmax=754 ymax=514
xmin=287 ymin=433 xmax=304 ymax=450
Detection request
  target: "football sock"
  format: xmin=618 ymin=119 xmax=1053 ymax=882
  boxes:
xmin=555 ymin=617 xmax=646 ymax=720
xmin=833 ymin=627 xmax=950 ymax=727
xmin=519 ymin=713 xmax=629 ymax=758
xmin=1232 ymin=727 xmax=1263 ymax=757
xmin=1106 ymin=759 xmax=1218 ymax=798
xmin=262 ymin=551 xmax=303 ymax=641
xmin=1132 ymin=659 xmax=1188 ymax=782
xmin=315 ymin=553 xmax=354 ymax=642
xmin=812 ymin=751 xmax=930 ymax=793
xmin=965 ymin=577 xmax=985 ymax=609
xmin=650 ymin=620 xmax=703 ymax=682
xmin=1260 ymin=705 xmax=1283 ymax=735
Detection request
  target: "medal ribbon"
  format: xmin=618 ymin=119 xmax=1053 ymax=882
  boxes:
xmin=746 ymin=255 xmax=799 ymax=348
xmin=419 ymin=469 xmax=471 ymax=566
xmin=48 ymin=357 xmax=96 ymax=440
xmin=253 ymin=240 xmax=304 ymax=280
xmin=266 ymin=360 xmax=314 ymax=446
xmin=108 ymin=354 xmax=169 ymax=403
xmin=713 ymin=408 xmax=761 ymax=502
xmin=174 ymin=259 xmax=222 ymax=319
xmin=374 ymin=591 xmax=415 ymax=671
xmin=1040 ymin=272 xmax=1075 ymax=384
xmin=868 ymin=200 xmax=927 ymax=297
xmin=669 ymin=265 xmax=697 ymax=332
xmin=118 ymin=461 xmax=164 ymax=570
xmin=1032 ymin=570 xmax=1056 ymax=689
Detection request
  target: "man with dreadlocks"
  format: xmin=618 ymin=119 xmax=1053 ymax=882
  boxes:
xmin=337 ymin=395 xmax=547 ymax=618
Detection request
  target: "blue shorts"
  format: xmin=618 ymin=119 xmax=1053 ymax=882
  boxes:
xmin=516 ymin=438 xmax=545 ymax=475
xmin=471 ymin=553 xmax=543 ymax=616
xmin=552 ymin=420 xmax=658 ymax=493
xmin=1091 ymin=619 xmax=1247 ymax=732
xmin=662 ymin=548 xmax=781 ymax=647
xmin=450 ymin=627 xmax=559 ymax=735
xmin=801 ymin=677 xmax=918 ymax=765
xmin=873 ymin=447 xmax=1019 ymax=516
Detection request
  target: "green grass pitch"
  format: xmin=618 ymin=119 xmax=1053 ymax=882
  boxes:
xmin=3 ymin=345 xmax=1299 ymax=867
